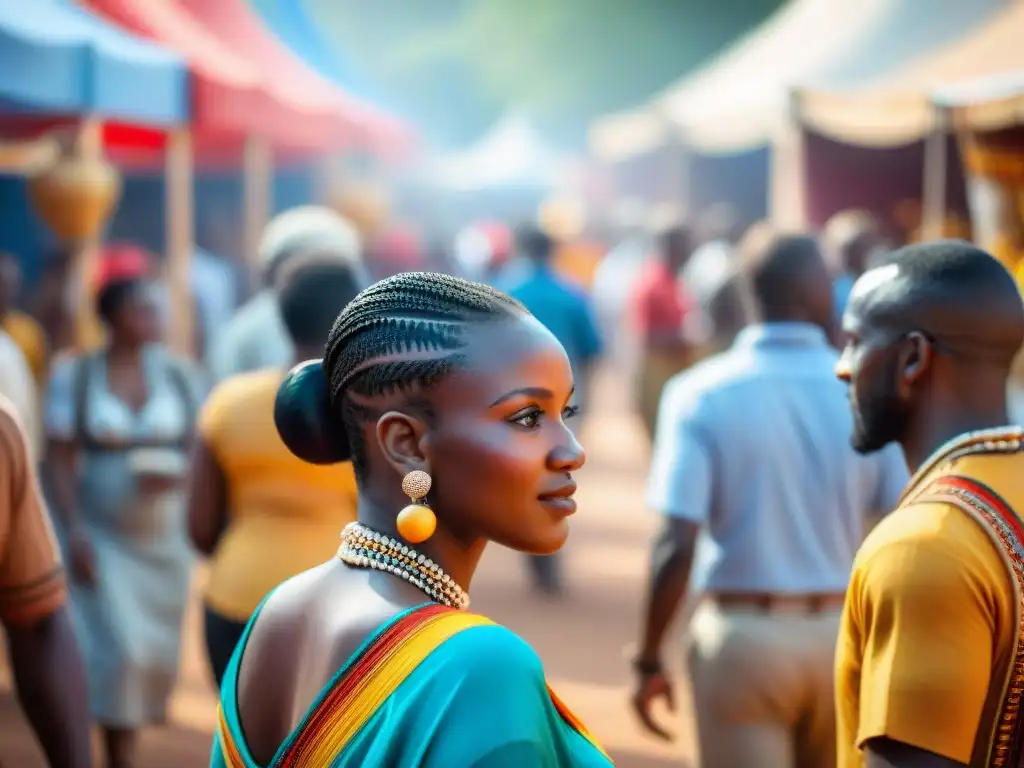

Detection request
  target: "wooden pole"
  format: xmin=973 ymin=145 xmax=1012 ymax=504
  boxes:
xmin=242 ymin=134 xmax=273 ymax=290
xmin=74 ymin=118 xmax=105 ymax=351
xmin=0 ymin=136 xmax=57 ymax=174
xmin=770 ymin=89 xmax=807 ymax=229
xmin=165 ymin=127 xmax=194 ymax=357
xmin=318 ymin=153 xmax=345 ymax=206
xmin=921 ymin=107 xmax=949 ymax=242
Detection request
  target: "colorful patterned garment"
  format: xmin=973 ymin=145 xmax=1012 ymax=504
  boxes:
xmin=907 ymin=474 xmax=1024 ymax=768
xmin=212 ymin=601 xmax=614 ymax=767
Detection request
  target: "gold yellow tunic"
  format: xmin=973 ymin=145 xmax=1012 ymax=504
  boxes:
xmin=836 ymin=428 xmax=1024 ymax=767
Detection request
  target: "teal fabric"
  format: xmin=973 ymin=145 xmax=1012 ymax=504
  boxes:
xmin=211 ymin=600 xmax=613 ymax=767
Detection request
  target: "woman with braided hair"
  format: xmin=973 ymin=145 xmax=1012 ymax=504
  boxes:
xmin=211 ymin=272 xmax=612 ymax=767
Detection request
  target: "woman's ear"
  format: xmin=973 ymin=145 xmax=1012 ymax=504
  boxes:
xmin=376 ymin=410 xmax=430 ymax=477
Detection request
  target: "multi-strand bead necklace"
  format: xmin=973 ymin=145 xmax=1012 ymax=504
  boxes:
xmin=337 ymin=521 xmax=470 ymax=610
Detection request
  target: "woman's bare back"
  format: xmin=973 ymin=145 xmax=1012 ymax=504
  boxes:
xmin=235 ymin=561 xmax=429 ymax=765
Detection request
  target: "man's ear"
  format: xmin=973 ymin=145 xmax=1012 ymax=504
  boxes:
xmin=898 ymin=331 xmax=933 ymax=397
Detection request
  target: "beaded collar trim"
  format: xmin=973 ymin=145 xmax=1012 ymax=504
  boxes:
xmin=337 ymin=522 xmax=470 ymax=611
xmin=902 ymin=426 xmax=1024 ymax=504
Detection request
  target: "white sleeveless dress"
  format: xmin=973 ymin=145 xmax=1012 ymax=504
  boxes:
xmin=44 ymin=345 xmax=205 ymax=726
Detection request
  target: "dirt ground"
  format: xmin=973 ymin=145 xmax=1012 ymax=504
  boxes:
xmin=0 ymin=370 xmax=696 ymax=767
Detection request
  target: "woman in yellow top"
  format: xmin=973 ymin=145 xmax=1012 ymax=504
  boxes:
xmin=187 ymin=257 xmax=365 ymax=685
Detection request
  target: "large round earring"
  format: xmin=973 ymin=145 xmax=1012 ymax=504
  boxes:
xmin=397 ymin=470 xmax=436 ymax=544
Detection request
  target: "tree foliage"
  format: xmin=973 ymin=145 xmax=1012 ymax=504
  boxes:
xmin=303 ymin=0 xmax=784 ymax=148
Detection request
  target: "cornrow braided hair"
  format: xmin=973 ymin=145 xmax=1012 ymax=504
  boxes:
xmin=274 ymin=272 xmax=525 ymax=476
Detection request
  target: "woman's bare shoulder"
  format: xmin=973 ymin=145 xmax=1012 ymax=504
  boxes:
xmin=235 ymin=562 xmax=409 ymax=763
xmin=247 ymin=562 xmax=406 ymax=649
xmin=234 ymin=564 xmax=334 ymax=762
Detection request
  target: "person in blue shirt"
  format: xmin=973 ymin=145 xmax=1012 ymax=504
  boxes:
xmin=498 ymin=224 xmax=603 ymax=596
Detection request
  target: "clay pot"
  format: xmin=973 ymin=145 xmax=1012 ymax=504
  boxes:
xmin=28 ymin=138 xmax=122 ymax=243
xmin=329 ymin=181 xmax=390 ymax=240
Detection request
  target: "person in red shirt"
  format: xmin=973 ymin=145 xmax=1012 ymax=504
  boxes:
xmin=630 ymin=222 xmax=696 ymax=441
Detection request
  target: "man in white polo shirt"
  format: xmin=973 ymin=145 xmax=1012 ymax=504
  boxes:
xmin=630 ymin=233 xmax=908 ymax=768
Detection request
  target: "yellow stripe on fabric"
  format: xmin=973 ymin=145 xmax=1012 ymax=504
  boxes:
xmin=216 ymin=705 xmax=247 ymax=768
xmin=547 ymin=684 xmax=612 ymax=761
xmin=301 ymin=611 xmax=494 ymax=766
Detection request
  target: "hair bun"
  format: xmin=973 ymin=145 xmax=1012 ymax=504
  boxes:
xmin=274 ymin=359 xmax=351 ymax=465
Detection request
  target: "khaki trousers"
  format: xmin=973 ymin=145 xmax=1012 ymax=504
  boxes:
xmin=635 ymin=351 xmax=689 ymax=442
xmin=686 ymin=601 xmax=840 ymax=768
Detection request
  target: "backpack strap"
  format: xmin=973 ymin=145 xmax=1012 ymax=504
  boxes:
xmin=72 ymin=352 xmax=99 ymax=450
xmin=161 ymin=355 xmax=198 ymax=447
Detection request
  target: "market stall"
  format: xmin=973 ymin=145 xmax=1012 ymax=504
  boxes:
xmin=86 ymin=0 xmax=363 ymax=335
xmin=588 ymin=0 xmax=1005 ymax=226
xmin=796 ymin=0 xmax=1024 ymax=236
xmin=934 ymin=73 xmax=1024 ymax=276
xmin=0 ymin=0 xmax=187 ymax=350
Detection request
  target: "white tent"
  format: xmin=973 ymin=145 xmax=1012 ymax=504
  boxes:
xmin=798 ymin=1 xmax=1024 ymax=147
xmin=424 ymin=114 xmax=565 ymax=191
xmin=935 ymin=71 xmax=1024 ymax=131
xmin=589 ymin=0 xmax=1007 ymax=162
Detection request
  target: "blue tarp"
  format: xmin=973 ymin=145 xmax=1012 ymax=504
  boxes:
xmin=248 ymin=0 xmax=400 ymax=118
xmin=0 ymin=0 xmax=187 ymax=126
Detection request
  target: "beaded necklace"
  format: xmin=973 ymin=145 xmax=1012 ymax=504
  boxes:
xmin=902 ymin=425 xmax=1024 ymax=504
xmin=337 ymin=521 xmax=470 ymax=610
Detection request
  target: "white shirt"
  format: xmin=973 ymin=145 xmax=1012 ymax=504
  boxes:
xmin=190 ymin=248 xmax=238 ymax=352
xmin=648 ymin=323 xmax=908 ymax=593
xmin=683 ymin=240 xmax=734 ymax=307
xmin=206 ymin=291 xmax=293 ymax=383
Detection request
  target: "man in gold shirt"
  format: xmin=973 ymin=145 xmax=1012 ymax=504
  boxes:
xmin=835 ymin=239 xmax=1024 ymax=768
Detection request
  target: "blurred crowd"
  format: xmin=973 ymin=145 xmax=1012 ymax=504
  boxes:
xmin=3 ymin=189 xmax=1023 ymax=768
